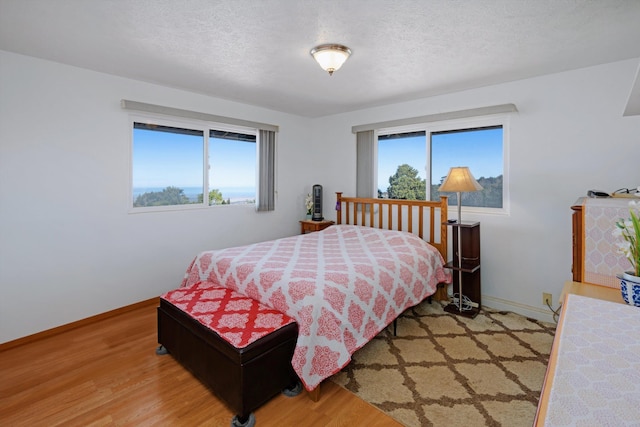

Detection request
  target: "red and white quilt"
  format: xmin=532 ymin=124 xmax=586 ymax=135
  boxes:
xmin=180 ymin=224 xmax=451 ymax=391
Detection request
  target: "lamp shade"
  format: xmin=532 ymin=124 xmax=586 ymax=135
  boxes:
xmin=438 ymin=167 xmax=483 ymax=193
xmin=310 ymin=44 xmax=351 ymax=76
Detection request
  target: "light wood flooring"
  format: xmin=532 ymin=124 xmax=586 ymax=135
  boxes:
xmin=0 ymin=299 xmax=400 ymax=426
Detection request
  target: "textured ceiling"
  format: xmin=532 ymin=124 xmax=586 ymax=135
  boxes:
xmin=1 ymin=0 xmax=640 ymax=117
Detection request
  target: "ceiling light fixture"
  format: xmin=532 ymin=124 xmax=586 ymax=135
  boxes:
xmin=310 ymin=44 xmax=351 ymax=76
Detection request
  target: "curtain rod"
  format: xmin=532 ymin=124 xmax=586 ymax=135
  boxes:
xmin=352 ymin=103 xmax=518 ymax=134
xmin=121 ymin=100 xmax=279 ymax=132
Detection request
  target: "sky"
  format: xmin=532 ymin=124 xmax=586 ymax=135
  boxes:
xmin=132 ymin=127 xmax=255 ymax=189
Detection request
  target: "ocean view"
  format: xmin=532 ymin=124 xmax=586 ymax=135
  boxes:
xmin=133 ymin=186 xmax=255 ymax=203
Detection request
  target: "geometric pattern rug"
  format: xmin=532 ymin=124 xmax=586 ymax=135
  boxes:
xmin=330 ymin=299 xmax=556 ymax=427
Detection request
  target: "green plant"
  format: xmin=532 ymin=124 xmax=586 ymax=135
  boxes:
xmin=613 ymin=199 xmax=640 ymax=276
xmin=305 ymin=193 xmax=313 ymax=215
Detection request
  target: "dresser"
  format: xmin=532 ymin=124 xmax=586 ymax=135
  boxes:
xmin=571 ymin=197 xmax=633 ymax=287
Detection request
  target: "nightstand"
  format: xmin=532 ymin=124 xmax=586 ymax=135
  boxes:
xmin=443 ymin=221 xmax=481 ymax=318
xmin=299 ymin=219 xmax=334 ymax=234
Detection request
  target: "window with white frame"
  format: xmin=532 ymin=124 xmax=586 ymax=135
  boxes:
xmin=131 ymin=117 xmax=257 ymax=210
xmin=377 ymin=130 xmax=427 ymax=200
xmin=376 ymin=116 xmax=508 ymax=212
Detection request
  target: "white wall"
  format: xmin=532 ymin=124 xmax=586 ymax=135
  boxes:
xmin=312 ymin=58 xmax=640 ymax=321
xmin=0 ymin=51 xmax=313 ymax=343
xmin=2 ymin=50 xmax=639 ymax=343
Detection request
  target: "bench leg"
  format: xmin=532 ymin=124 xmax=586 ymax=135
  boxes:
xmin=231 ymin=413 xmax=255 ymax=427
xmin=283 ymin=380 xmax=303 ymax=397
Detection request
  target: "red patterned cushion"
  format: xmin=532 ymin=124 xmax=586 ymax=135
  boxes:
xmin=161 ymin=284 xmax=295 ymax=349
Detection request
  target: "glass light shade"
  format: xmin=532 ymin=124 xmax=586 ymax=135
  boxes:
xmin=310 ymin=44 xmax=351 ymax=76
xmin=439 ymin=166 xmax=483 ymax=193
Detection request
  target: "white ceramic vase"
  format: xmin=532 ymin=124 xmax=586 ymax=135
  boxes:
xmin=617 ymin=272 xmax=640 ymax=307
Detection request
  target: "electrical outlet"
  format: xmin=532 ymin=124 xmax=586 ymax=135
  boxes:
xmin=543 ymin=292 xmax=552 ymax=306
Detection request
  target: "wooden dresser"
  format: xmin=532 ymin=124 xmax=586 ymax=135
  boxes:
xmin=570 ymin=199 xmax=583 ymax=282
xmin=571 ymin=196 xmax=633 ymax=287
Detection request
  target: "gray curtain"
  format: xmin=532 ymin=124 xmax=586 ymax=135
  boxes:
xmin=257 ymin=129 xmax=276 ymax=211
xmin=356 ymin=130 xmax=375 ymax=198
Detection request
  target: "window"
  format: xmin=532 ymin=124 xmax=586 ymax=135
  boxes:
xmin=209 ymin=130 xmax=256 ymax=205
xmin=131 ymin=117 xmax=257 ymax=210
xmin=378 ymin=131 xmax=427 ymax=200
xmin=431 ymin=126 xmax=503 ymax=209
xmin=376 ymin=116 xmax=507 ymax=212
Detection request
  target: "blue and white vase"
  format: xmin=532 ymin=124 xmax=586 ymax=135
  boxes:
xmin=618 ymin=272 xmax=640 ymax=307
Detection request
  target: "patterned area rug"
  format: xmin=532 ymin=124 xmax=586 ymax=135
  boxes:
xmin=330 ymin=300 xmax=556 ymax=427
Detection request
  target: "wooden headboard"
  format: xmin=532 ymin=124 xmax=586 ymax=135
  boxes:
xmin=335 ymin=192 xmax=449 ymax=260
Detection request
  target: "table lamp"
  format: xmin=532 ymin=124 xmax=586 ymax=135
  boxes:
xmin=439 ymin=166 xmax=483 ymax=313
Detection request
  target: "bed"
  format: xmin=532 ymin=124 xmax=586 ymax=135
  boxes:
xmin=174 ymin=193 xmax=451 ymax=395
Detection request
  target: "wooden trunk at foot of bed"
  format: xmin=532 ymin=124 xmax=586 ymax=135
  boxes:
xmin=157 ymin=299 xmax=299 ymax=420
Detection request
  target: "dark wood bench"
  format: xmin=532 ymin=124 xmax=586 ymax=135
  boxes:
xmin=157 ymin=285 xmax=299 ymax=427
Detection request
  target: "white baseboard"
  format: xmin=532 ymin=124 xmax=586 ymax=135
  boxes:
xmin=482 ymin=295 xmax=558 ymax=324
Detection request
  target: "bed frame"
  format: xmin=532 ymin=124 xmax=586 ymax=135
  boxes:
xmin=335 ymin=192 xmax=449 ymax=261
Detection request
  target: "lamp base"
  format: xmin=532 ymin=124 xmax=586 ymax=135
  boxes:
xmin=443 ymin=303 xmax=479 ymax=319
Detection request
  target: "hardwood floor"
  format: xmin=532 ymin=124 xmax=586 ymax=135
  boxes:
xmin=0 ymin=300 xmax=400 ymax=426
